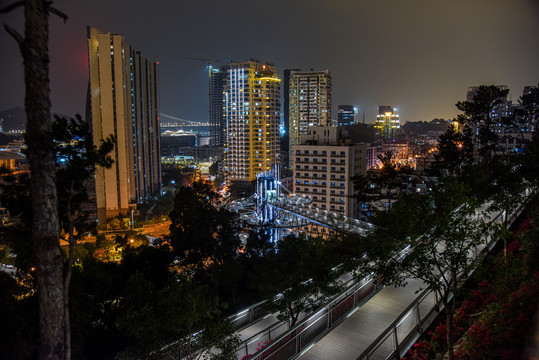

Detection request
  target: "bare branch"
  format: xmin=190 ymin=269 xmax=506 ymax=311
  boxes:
xmin=48 ymin=6 xmax=68 ymax=23
xmin=0 ymin=1 xmax=23 ymax=14
xmin=4 ymin=23 xmax=24 ymax=46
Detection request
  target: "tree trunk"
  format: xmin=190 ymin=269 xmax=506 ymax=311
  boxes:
xmin=21 ymin=0 xmax=65 ymax=358
xmin=503 ymin=209 xmax=508 ymax=260
xmin=63 ymin=199 xmax=75 ymax=360
xmin=288 ymin=302 xmax=298 ymax=328
xmin=445 ymin=278 xmax=457 ymax=360
xmin=446 ymin=309 xmax=454 ymax=360
xmin=187 ymin=326 xmax=193 ymax=360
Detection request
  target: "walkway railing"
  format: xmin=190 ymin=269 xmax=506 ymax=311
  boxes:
xmin=228 ymin=300 xmax=271 ymax=331
xmin=353 ymin=196 xmax=529 ymax=360
xmin=242 ymin=275 xmax=383 ymax=360
xmin=236 ymin=269 xmax=357 ymax=357
xmin=357 ymin=287 xmax=440 ymax=360
xmin=271 ymin=198 xmax=376 ymax=236
xmin=243 ymin=190 xmax=531 ymax=360
xmin=229 ymin=267 xmax=353 ymax=334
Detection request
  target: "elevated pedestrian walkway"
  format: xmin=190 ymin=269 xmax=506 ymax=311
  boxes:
xmin=243 ymin=191 xmax=531 ymax=360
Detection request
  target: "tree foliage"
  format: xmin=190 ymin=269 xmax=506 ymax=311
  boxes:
xmin=115 ymin=272 xmax=238 ymax=360
xmin=434 ymin=125 xmax=474 ymax=175
xmin=353 ymin=180 xmax=490 ymax=360
xmin=0 ymin=271 xmax=38 ymax=359
xmin=456 ymin=85 xmax=510 ymax=161
xmin=252 ymin=234 xmax=343 ymax=327
xmin=53 ymin=114 xmax=114 ymax=241
xmin=0 ymin=113 xmax=115 ymax=359
xmin=167 ymin=181 xmax=242 ymax=272
xmin=352 ymin=150 xmax=415 ymax=217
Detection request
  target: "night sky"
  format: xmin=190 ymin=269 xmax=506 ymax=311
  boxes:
xmin=1 ymin=0 xmax=538 ymax=124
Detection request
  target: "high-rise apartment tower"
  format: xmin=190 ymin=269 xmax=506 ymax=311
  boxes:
xmin=87 ymin=26 xmax=161 ymax=221
xmin=338 ymin=105 xmax=357 ymax=126
xmin=374 ymin=106 xmax=400 ymax=139
xmin=287 ymin=69 xmax=332 ymax=164
xmin=280 ymin=69 xmax=300 ymax=167
xmin=209 ymin=66 xmax=226 ymax=146
xmin=224 ymin=59 xmax=281 ymax=183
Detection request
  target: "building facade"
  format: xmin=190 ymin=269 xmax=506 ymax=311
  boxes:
xmin=87 ymin=26 xmax=161 ymax=221
xmin=374 ymin=106 xmax=400 ymax=139
xmin=338 ymin=105 xmax=357 ymax=126
xmin=521 ymin=85 xmax=538 ymax=132
xmin=281 ymin=69 xmax=300 ymax=154
xmin=209 ymin=66 xmax=227 ymax=147
xmin=224 ymin=59 xmax=281 ymax=183
xmin=288 ymin=69 xmax=332 ymax=164
xmin=280 ymin=69 xmax=300 ymax=169
xmin=292 ymin=126 xmax=367 ymax=217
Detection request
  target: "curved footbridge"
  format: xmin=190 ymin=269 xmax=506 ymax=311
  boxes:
xmin=227 ymin=165 xmax=376 ymax=239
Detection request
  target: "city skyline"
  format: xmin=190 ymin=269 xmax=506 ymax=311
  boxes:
xmin=1 ymin=0 xmax=538 ymax=125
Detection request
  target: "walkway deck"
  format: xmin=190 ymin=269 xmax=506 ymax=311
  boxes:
xmin=235 ymin=272 xmax=356 ymax=357
xmin=234 ymin=195 xmax=530 ymax=360
xmin=298 ymin=278 xmax=433 ymax=360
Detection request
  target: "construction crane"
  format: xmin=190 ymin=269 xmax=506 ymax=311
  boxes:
xmin=180 ymin=56 xmax=221 ymax=65
xmin=180 ymin=57 xmax=222 ymax=77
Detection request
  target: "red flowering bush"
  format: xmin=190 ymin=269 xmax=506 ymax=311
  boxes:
xmin=240 ymin=341 xmax=269 ymax=360
xmin=457 ymin=272 xmax=539 ymax=359
xmin=405 ymin=212 xmax=539 ymax=360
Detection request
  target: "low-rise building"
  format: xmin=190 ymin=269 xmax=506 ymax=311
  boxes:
xmin=292 ymin=126 xmax=367 ymax=217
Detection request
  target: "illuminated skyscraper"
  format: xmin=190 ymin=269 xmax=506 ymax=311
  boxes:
xmin=209 ymin=66 xmax=226 ymax=146
xmin=87 ymin=27 xmax=161 ymax=221
xmin=281 ymin=69 xmax=300 ymax=159
xmin=338 ymin=105 xmax=357 ymax=126
xmin=224 ymin=59 xmax=281 ymax=183
xmin=374 ymin=106 xmax=400 ymax=139
xmin=288 ymin=69 xmax=332 ymax=164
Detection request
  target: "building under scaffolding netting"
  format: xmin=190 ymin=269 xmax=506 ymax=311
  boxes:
xmin=226 ymin=165 xmax=376 ymax=242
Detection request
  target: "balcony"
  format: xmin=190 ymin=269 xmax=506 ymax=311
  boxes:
xmin=295 ymin=159 xmax=328 ymax=165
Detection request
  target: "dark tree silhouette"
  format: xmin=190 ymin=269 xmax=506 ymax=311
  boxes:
xmin=456 ymin=85 xmax=510 ymax=161
xmin=252 ymin=234 xmax=342 ymax=327
xmin=2 ymin=1 xmax=68 ymax=358
xmin=434 ymin=124 xmax=473 ymax=175
xmin=167 ymin=181 xmax=242 ymax=272
xmin=53 ymin=114 xmax=114 ymax=359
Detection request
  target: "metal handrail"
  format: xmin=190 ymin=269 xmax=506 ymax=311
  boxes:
xmin=356 ymin=286 xmax=437 ymax=360
xmin=227 ymin=299 xmax=270 ymax=331
xmin=245 ymin=192 xmax=531 ymax=360
xmin=356 ymin=196 xmax=529 ymax=360
xmin=246 ymin=274 xmax=383 ymax=359
xmin=236 ymin=269 xmax=359 ymax=357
